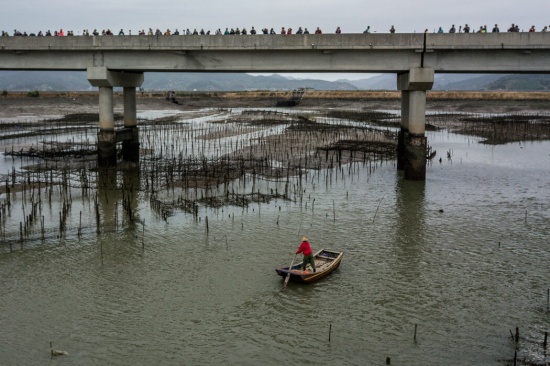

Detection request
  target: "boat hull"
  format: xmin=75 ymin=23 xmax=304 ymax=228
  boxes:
xmin=275 ymin=249 xmax=343 ymax=284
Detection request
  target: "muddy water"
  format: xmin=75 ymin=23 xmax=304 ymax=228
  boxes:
xmin=0 ymin=111 xmax=549 ymax=366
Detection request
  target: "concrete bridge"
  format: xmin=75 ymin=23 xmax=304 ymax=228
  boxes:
xmin=1 ymin=33 xmax=549 ymax=179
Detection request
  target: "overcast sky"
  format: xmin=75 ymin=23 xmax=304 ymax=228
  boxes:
xmin=4 ymin=0 xmax=549 ymax=80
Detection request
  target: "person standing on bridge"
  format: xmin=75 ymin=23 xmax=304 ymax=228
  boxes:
xmin=335 ymin=26 xmax=341 ymax=34
xmin=463 ymin=24 xmax=470 ymax=33
xmin=492 ymin=24 xmax=500 ymax=32
xmin=389 ymin=25 xmax=395 ymax=33
xmin=296 ymin=236 xmax=316 ymax=273
xmin=315 ymin=27 xmax=322 ymax=34
xmin=449 ymin=24 xmax=456 ymax=33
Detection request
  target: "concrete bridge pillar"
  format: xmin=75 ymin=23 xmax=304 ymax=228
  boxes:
xmin=397 ymin=68 xmax=434 ymax=180
xmin=87 ymin=67 xmax=144 ymax=167
xmin=122 ymin=86 xmax=140 ymax=162
xmin=397 ymin=90 xmax=410 ymax=171
xmin=97 ymin=86 xmax=116 ymax=166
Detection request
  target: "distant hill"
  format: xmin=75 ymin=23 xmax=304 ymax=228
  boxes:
xmin=347 ymin=74 xmax=395 ymax=90
xmin=1 ymin=71 xmax=549 ymax=92
xmin=345 ymin=73 xmax=524 ymax=91
xmin=141 ymin=72 xmax=357 ymax=91
xmin=0 ymin=71 xmax=356 ymax=92
xmin=436 ymin=74 xmax=504 ymax=90
xmin=485 ymin=74 xmax=550 ymax=91
xmin=349 ymin=74 xmax=550 ymax=91
xmin=0 ymin=71 xmax=93 ymax=91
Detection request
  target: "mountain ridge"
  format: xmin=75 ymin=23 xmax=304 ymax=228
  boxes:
xmin=1 ymin=71 xmax=548 ymax=92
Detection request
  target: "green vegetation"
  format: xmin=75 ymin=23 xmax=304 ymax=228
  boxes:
xmin=27 ymin=90 xmax=40 ymax=97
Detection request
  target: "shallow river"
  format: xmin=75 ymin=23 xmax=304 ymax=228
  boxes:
xmin=0 ymin=111 xmax=549 ymax=365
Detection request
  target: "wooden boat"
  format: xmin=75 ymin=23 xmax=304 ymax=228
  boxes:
xmin=275 ymin=249 xmax=343 ymax=284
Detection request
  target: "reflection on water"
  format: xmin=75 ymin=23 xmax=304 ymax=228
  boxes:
xmin=0 ymin=109 xmax=549 ymax=366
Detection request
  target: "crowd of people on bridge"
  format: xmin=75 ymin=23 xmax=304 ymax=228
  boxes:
xmin=4 ymin=26 xmax=327 ymax=37
xmin=434 ymin=23 xmax=548 ymax=33
xmin=2 ymin=23 xmax=550 ymax=37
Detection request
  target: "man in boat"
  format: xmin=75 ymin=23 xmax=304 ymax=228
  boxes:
xmin=296 ymin=236 xmax=316 ymax=273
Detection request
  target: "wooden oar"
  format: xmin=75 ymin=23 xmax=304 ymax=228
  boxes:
xmin=282 ymin=254 xmax=297 ymax=291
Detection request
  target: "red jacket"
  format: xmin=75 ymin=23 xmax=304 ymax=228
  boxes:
xmin=296 ymin=241 xmax=312 ymax=256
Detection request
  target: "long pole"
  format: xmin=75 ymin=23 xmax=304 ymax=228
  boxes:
xmin=282 ymin=254 xmax=297 ymax=291
xmin=282 ymin=211 xmax=303 ymax=291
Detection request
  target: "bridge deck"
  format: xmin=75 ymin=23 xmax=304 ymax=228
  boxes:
xmin=1 ymin=33 xmax=550 ymax=73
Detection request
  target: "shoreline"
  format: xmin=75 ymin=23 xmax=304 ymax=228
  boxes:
xmin=1 ymin=90 xmax=549 ymax=120
xmin=1 ymin=90 xmax=550 ymax=100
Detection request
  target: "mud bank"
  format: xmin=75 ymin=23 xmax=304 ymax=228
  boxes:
xmin=1 ymin=90 xmax=549 ymax=119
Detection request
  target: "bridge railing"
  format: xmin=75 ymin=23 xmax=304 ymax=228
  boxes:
xmin=2 ymin=34 xmax=423 ymax=51
xmin=2 ymin=33 xmax=550 ymax=52
xmin=426 ymin=33 xmax=550 ymax=50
